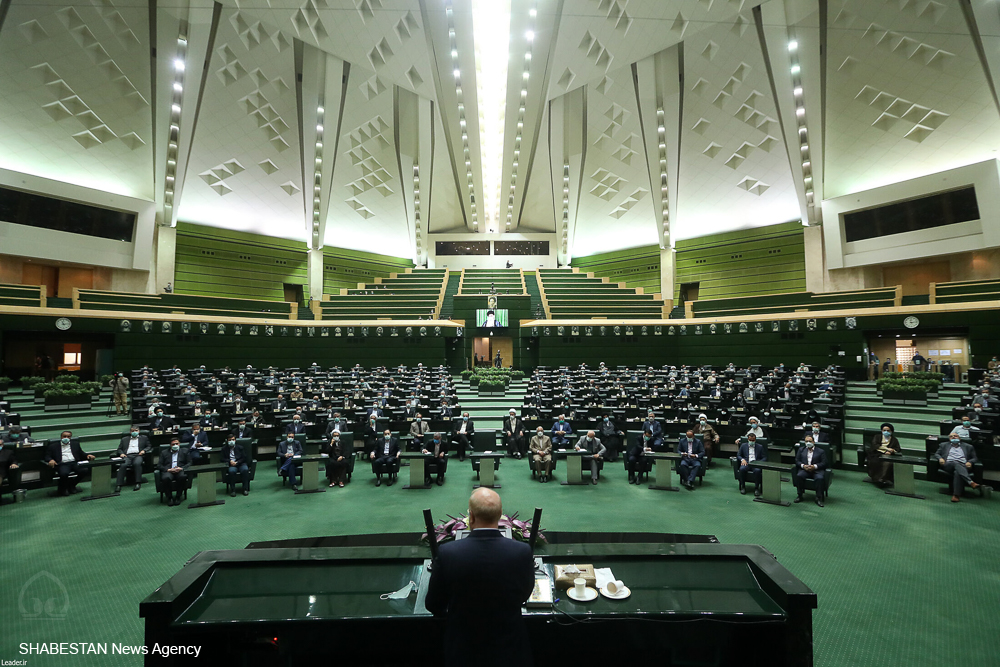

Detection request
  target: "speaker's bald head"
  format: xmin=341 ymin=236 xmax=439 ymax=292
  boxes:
xmin=468 ymin=488 xmax=502 ymax=527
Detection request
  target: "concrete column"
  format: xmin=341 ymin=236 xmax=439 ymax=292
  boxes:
xmin=803 ymin=225 xmax=825 ymax=292
xmin=154 ymin=225 xmax=176 ymax=293
xmin=308 ymin=248 xmax=324 ymax=302
xmin=660 ymin=247 xmax=676 ymax=310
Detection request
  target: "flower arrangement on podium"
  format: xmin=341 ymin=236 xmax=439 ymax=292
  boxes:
xmin=420 ymin=511 xmax=546 ymax=545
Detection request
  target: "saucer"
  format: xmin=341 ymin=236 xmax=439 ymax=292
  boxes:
xmin=600 ymin=585 xmax=631 ymax=600
xmin=566 ymin=586 xmax=598 ymax=602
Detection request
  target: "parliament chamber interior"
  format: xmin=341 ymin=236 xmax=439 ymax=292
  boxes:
xmin=1 ymin=0 xmax=1000 ymax=665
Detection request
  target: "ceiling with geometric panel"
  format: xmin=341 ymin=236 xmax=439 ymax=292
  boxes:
xmin=1 ymin=0 xmax=999 ymax=264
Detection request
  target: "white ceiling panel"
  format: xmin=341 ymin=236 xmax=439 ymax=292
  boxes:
xmin=0 ymin=0 xmax=153 ymax=199
xmin=177 ymin=7 xmax=305 ymax=240
xmin=324 ymin=73 xmax=411 ymax=257
xmin=675 ymin=12 xmax=800 ymax=241
xmin=825 ymin=0 xmax=1000 ymax=198
xmin=572 ymin=66 xmax=658 ymax=257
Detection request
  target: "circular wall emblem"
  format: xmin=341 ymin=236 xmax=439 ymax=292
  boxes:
xmin=55 ymin=317 xmax=72 ymax=331
xmin=903 ymin=316 xmax=919 ymax=329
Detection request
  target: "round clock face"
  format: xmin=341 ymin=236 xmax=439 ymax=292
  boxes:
xmin=903 ymin=316 xmax=919 ymax=329
xmin=55 ymin=317 xmax=72 ymax=331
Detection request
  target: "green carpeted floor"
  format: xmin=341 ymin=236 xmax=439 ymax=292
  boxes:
xmin=2 ymin=457 xmax=998 ymax=666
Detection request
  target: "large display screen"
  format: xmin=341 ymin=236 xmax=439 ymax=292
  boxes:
xmin=476 ymin=309 xmax=508 ymax=328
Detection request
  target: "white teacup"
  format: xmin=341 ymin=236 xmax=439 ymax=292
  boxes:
xmin=606 ymin=579 xmax=625 ymax=596
xmin=573 ymin=577 xmax=587 ymax=597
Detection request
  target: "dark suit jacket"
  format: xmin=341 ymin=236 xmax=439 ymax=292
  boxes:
xmin=676 ymin=437 xmax=704 ymax=459
xmin=181 ymin=430 xmax=208 ymax=447
xmin=151 ymin=416 xmax=176 ymax=430
xmin=934 ymin=441 xmax=979 ymax=465
xmin=231 ymin=425 xmax=254 ymax=440
xmin=116 ymin=434 xmax=151 ymax=457
xmin=198 ymin=414 xmax=219 ymax=428
xmin=737 ymin=441 xmax=767 ymax=463
xmin=219 ymin=443 xmax=247 ymax=467
xmin=642 ymin=419 xmax=663 ymax=446
xmin=286 ymin=421 xmax=306 ymax=435
xmin=807 ymin=431 xmax=829 ymax=443
xmin=425 ymin=529 xmax=535 ymax=666
xmin=795 ymin=446 xmax=829 ymax=470
xmin=502 ymin=417 xmax=524 ymax=437
xmin=158 ymin=448 xmax=191 ymax=472
xmin=0 ymin=446 xmax=17 ymax=471
xmin=372 ymin=436 xmax=399 ymax=458
xmin=45 ymin=441 xmax=87 ymax=464
xmin=452 ymin=419 xmax=475 ymax=438
xmin=277 ymin=439 xmax=303 ymax=458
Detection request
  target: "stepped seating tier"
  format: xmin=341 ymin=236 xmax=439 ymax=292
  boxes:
xmin=931 ymin=278 xmax=1000 ymax=304
xmin=458 ymin=268 xmax=526 ymax=295
xmin=74 ymin=289 xmax=295 ymax=319
xmin=538 ymin=268 xmax=666 ymax=320
xmin=317 ymin=268 xmax=447 ymax=321
xmin=689 ymin=287 xmax=899 ymax=318
xmin=0 ymin=283 xmax=46 ymax=308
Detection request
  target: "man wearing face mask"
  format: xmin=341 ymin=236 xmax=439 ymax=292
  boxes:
xmin=324 ymin=413 xmax=346 ymax=438
xmin=737 ymin=433 xmax=767 ymax=497
xmin=232 ymin=418 xmax=254 ymax=440
xmin=45 ymin=431 xmax=95 ymax=496
xmin=221 ymin=436 xmax=250 ymax=497
xmin=115 ymin=426 xmax=149 ymax=493
xmin=867 ymin=423 xmax=900 ymax=488
xmin=934 ymin=435 xmax=982 ymax=502
xmin=692 ymin=414 xmax=719 ymax=463
xmin=502 ymin=409 xmax=526 ymax=459
xmin=420 ymin=432 xmax=448 ymax=486
xmin=452 ymin=412 xmax=474 ymax=462
xmin=197 ymin=409 xmax=218 ymax=429
xmin=324 ymin=432 xmax=347 ymax=488
xmin=158 ymin=438 xmax=191 ymax=506
xmin=550 ymin=414 xmax=572 ymax=448
xmin=949 ymin=414 xmax=979 ymax=440
xmin=573 ymin=430 xmax=606 ymax=485
xmin=530 ymin=427 xmax=553 ymax=482
xmin=808 ymin=421 xmax=828 ymax=444
xmin=370 ymin=429 xmax=400 ymax=486
xmin=278 ymin=433 xmax=304 ymax=491
xmin=794 ymin=436 xmax=828 ymax=507
xmin=744 ymin=417 xmax=766 ymax=440
xmin=642 ymin=412 xmax=663 ymax=450
xmin=410 ymin=412 xmax=430 ymax=448
xmin=599 ymin=414 xmax=623 ymax=462
xmin=286 ymin=414 xmax=306 ymax=436
xmin=626 ymin=429 xmax=655 ymax=485
xmin=676 ymin=430 xmax=704 ymax=490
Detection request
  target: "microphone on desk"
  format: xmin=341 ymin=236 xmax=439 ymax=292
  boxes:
xmin=528 ymin=507 xmax=543 ymax=553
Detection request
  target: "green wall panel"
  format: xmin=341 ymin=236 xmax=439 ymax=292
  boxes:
xmin=571 ymin=245 xmax=662 ymax=294
xmin=175 ymin=222 xmax=308 ymax=300
xmin=322 ymin=247 xmax=414 ymax=293
xmin=674 ymin=221 xmax=806 ymax=301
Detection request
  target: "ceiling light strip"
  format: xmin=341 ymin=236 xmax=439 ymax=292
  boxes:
xmin=472 ymin=0 xmax=511 ymax=232
xmin=788 ymin=34 xmax=813 ymax=214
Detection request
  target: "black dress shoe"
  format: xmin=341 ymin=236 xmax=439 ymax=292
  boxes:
xmin=115 ymin=486 xmax=122 ymax=493
xmin=591 ymin=478 xmax=598 ymax=485
xmin=292 ymin=485 xmax=298 ymax=491
xmin=436 ymin=477 xmax=444 ymax=486
xmin=793 ymin=496 xmax=803 ymax=503
xmin=376 ymin=478 xmax=381 ymax=487
xmin=425 ymin=478 xmax=432 ymax=486
xmin=230 ymin=490 xmax=236 ymax=497
xmin=70 ymin=486 xmax=83 ymax=494
xmin=815 ymin=499 xmax=824 ymax=507
xmin=739 ymin=485 xmax=746 ymax=495
xmin=243 ymin=490 xmax=249 ymax=496
xmin=754 ymin=489 xmax=762 ymax=498
xmin=134 ymin=484 xmax=141 ymax=491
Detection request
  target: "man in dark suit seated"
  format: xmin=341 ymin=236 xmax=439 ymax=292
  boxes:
xmin=158 ymin=438 xmax=191 ymax=507
xmin=737 ymin=433 xmax=766 ymax=497
xmin=503 ymin=409 xmax=526 ymax=459
xmin=220 ymin=435 xmax=250 ymax=497
xmin=626 ymin=429 xmax=654 ymax=485
xmin=550 ymin=414 xmax=572 ymax=448
xmin=934 ymin=435 xmax=982 ymax=503
xmin=642 ymin=411 xmax=663 ymax=449
xmin=324 ymin=413 xmax=347 ymax=438
xmin=285 ymin=414 xmax=306 ymax=436
xmin=150 ymin=409 xmax=176 ymax=432
xmin=452 ymin=412 xmax=474 ymax=462
xmin=676 ymin=430 xmax=704 ymax=490
xmin=198 ymin=409 xmax=221 ymax=429
xmin=277 ymin=433 xmax=303 ymax=491
xmin=231 ymin=417 xmax=254 ymax=440
xmin=114 ymin=426 xmax=150 ymax=493
xmin=45 ymin=431 xmax=95 ymax=496
xmin=425 ymin=488 xmax=535 ymax=667
xmin=807 ymin=421 xmax=828 ymax=443
xmin=794 ymin=437 xmax=827 ymax=507
xmin=2 ymin=425 xmax=33 ymax=446
xmin=420 ymin=432 xmax=448 ymax=486
xmin=369 ymin=428 xmax=400 ymax=487
xmin=0 ymin=439 xmax=20 ymax=492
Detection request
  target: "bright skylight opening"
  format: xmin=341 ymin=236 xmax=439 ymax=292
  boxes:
xmin=472 ymin=0 xmax=511 ymax=229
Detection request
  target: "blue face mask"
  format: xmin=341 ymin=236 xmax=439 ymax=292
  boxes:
xmin=131 ymin=431 xmax=139 ymax=437
xmin=463 ymin=416 xmax=469 ymax=421
xmin=950 ymin=438 xmax=960 ymax=444
xmin=61 ymin=438 xmax=70 ymax=445
xmin=963 ymin=421 xmax=970 ymax=427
